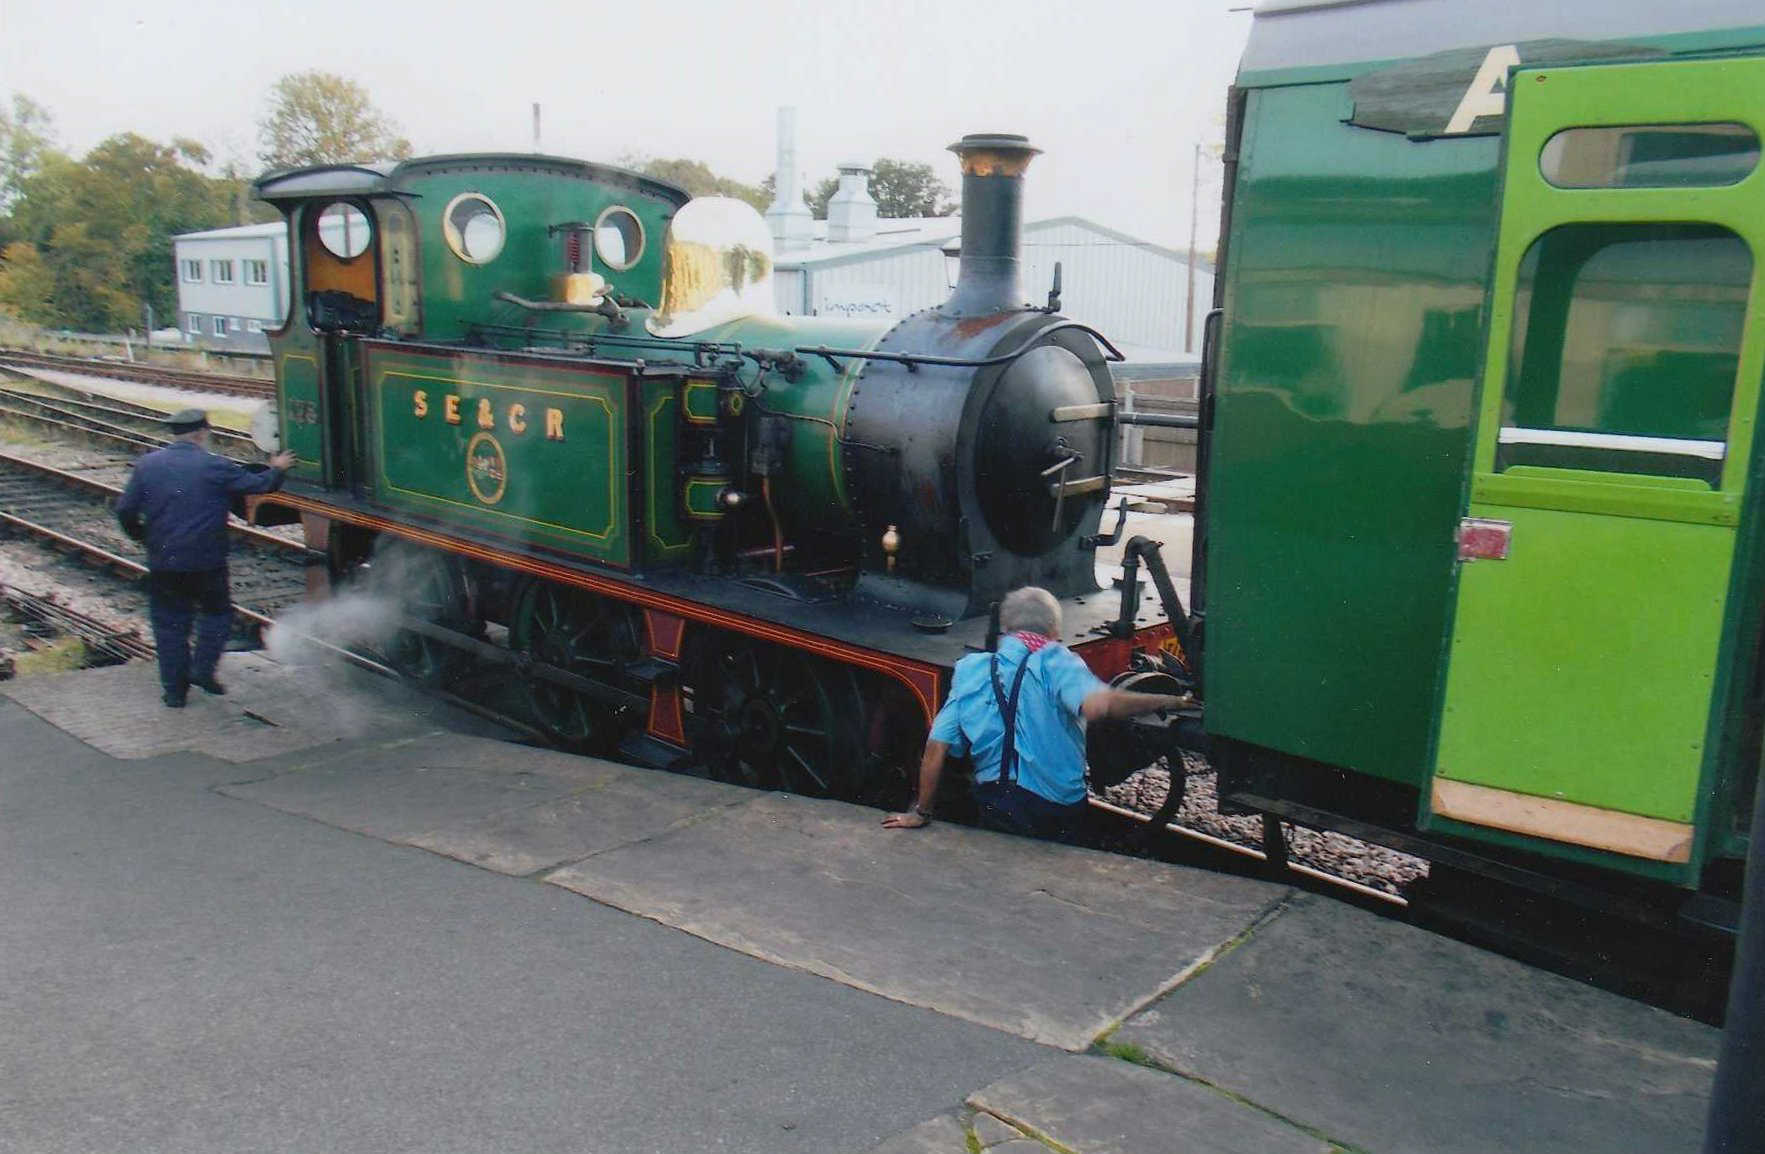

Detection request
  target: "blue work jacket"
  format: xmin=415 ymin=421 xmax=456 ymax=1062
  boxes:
xmin=115 ymin=441 xmax=285 ymax=572
xmin=929 ymin=635 xmax=1107 ymax=805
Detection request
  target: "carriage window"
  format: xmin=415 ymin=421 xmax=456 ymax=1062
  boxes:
xmin=1500 ymin=222 xmax=1751 ymax=485
xmin=443 ymin=193 xmax=505 ymax=265
xmin=316 ymin=202 xmax=371 ymax=259
xmin=595 ymin=205 xmax=644 ymax=271
xmin=1540 ymin=123 xmax=1759 ymax=189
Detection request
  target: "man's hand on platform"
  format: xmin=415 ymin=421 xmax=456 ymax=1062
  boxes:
xmin=882 ymin=806 xmax=930 ymax=830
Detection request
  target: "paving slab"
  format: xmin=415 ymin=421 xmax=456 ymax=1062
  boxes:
xmin=0 ymin=654 xmax=480 ymax=762
xmin=964 ymin=1054 xmax=1331 ymax=1154
xmin=1112 ymin=893 xmax=1720 ymax=1154
xmin=546 ymin=791 xmax=1291 ymax=1050
xmin=864 ymin=1113 xmax=976 ymax=1154
xmin=218 ymin=730 xmax=751 ymax=871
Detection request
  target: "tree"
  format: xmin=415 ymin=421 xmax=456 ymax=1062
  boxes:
xmin=0 ymin=133 xmax=234 ymax=330
xmin=258 ymin=71 xmax=412 ymax=170
xmin=0 ymin=242 xmax=57 ymax=323
xmin=625 ymin=156 xmax=768 ymax=211
xmin=0 ymin=94 xmax=55 ymax=216
xmin=802 ymin=158 xmax=956 ymax=220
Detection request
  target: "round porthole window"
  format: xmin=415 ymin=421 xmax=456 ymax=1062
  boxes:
xmin=594 ymin=205 xmax=645 ymax=271
xmin=316 ymin=202 xmax=371 ymax=259
xmin=443 ymin=192 xmax=507 ymax=265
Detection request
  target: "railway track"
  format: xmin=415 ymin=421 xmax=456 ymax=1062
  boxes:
xmin=0 ymin=450 xmax=309 ymax=638
xmin=0 ymin=384 xmax=265 ymax=460
xmin=0 ymin=348 xmax=273 ymax=399
xmin=2 ymin=584 xmax=155 ymax=665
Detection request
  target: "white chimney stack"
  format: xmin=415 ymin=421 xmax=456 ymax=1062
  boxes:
xmin=826 ymin=161 xmax=878 ymax=243
xmin=765 ymin=107 xmax=814 ymax=252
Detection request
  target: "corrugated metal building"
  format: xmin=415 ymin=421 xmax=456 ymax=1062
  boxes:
xmin=770 ymin=212 xmax=1213 ymax=362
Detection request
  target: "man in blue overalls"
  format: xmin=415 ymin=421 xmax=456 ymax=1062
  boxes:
xmin=115 ymin=409 xmax=294 ymax=707
xmin=883 ymin=586 xmax=1185 ymax=842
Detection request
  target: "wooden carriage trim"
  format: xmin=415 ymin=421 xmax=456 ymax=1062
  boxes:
xmin=1431 ymin=779 xmax=1694 ymax=864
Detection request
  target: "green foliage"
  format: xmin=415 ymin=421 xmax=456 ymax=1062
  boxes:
xmin=258 ymin=71 xmax=412 ymax=169
xmin=807 ymin=175 xmax=839 ymax=219
xmin=804 ymin=158 xmax=956 ymax=220
xmin=0 ymin=94 xmax=55 ymax=215
xmin=0 ymin=131 xmax=234 ymax=330
xmin=625 ymin=156 xmax=768 ymax=211
xmin=0 ymin=242 xmax=56 ymax=323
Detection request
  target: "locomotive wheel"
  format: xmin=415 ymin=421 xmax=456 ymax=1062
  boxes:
xmin=366 ymin=539 xmax=471 ymax=687
xmin=691 ymin=637 xmax=864 ymax=797
xmin=509 ymin=580 xmax=643 ymax=752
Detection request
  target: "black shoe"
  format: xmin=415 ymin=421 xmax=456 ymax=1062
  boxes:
xmin=162 ymin=690 xmax=187 ymax=708
xmin=190 ymin=676 xmax=226 ymax=696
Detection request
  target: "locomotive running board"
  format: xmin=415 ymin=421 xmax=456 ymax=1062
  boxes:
xmin=253 ymin=491 xmax=947 ymax=725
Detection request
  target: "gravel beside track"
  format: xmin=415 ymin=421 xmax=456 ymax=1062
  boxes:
xmin=1100 ymin=754 xmax=1429 ymax=897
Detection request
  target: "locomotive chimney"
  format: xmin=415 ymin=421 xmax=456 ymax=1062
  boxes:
xmin=942 ymin=133 xmax=1040 ymax=317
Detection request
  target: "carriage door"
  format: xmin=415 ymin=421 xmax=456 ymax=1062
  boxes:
xmin=1428 ymin=55 xmax=1765 ymax=871
xmin=302 ymin=199 xmax=382 ymax=493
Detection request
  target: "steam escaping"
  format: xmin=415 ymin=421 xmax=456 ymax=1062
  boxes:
xmin=261 ymin=538 xmax=426 ymax=670
xmin=264 ymin=590 xmax=403 ymax=667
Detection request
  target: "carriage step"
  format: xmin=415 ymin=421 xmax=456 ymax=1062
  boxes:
xmin=623 ymin=657 xmax=679 ymax=684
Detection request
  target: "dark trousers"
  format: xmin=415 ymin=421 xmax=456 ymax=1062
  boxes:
xmin=147 ymin=567 xmax=231 ymax=693
xmin=974 ymin=780 xmax=1090 ymax=845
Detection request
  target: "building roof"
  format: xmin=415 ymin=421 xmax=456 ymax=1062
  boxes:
xmin=174 ymin=221 xmax=287 ymax=242
xmin=776 ymin=216 xmax=1209 ymax=272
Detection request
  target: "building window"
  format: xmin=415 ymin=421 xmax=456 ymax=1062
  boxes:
xmin=212 ymin=316 xmax=230 ymax=337
xmin=243 ymin=259 xmax=269 ymax=286
xmin=246 ymin=319 xmax=263 ymax=333
xmin=211 ymin=259 xmax=235 ymax=284
xmin=186 ymin=314 xmax=202 ymax=333
xmin=181 ymin=258 xmax=202 ymax=283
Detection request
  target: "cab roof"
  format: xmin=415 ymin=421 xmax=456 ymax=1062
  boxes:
xmin=253 ymin=153 xmax=690 ymax=208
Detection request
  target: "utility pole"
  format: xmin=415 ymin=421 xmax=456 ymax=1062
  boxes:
xmin=532 ymin=103 xmax=542 ymax=153
xmin=1185 ymin=140 xmax=1201 ymax=354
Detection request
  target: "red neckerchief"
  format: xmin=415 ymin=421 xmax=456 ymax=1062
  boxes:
xmin=1013 ymin=631 xmax=1054 ymax=654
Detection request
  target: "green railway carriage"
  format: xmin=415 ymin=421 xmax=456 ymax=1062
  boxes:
xmin=1204 ymin=0 xmax=1765 ymax=905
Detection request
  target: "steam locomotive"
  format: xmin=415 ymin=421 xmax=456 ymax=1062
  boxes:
xmin=247 ymin=134 xmax=1183 ymax=803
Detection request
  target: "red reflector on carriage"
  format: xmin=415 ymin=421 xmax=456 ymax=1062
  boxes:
xmin=1457 ymin=518 xmax=1511 ymax=561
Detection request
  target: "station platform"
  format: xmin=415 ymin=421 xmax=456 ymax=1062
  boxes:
xmin=2 ymin=653 xmax=1722 ymax=1153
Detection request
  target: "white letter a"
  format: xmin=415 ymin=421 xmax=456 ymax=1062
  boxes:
xmin=1445 ymin=44 xmax=1522 ymax=135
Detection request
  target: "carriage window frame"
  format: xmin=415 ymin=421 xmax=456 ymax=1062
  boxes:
xmin=1539 ymin=122 xmax=1761 ymax=190
xmin=441 ymin=192 xmax=506 ymax=266
xmin=1497 ymin=221 xmax=1753 ymax=488
xmin=594 ymin=204 xmax=645 ymax=272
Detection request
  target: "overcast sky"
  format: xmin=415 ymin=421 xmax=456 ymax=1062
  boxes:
xmin=1 ymin=0 xmax=1251 ymax=250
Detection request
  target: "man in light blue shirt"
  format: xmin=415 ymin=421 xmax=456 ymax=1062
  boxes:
xmin=883 ymin=586 xmax=1184 ymax=842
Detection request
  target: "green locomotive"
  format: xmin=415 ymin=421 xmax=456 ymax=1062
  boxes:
xmin=248 ymin=136 xmax=1170 ymax=802
xmin=1204 ymin=0 xmax=1765 ymax=913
